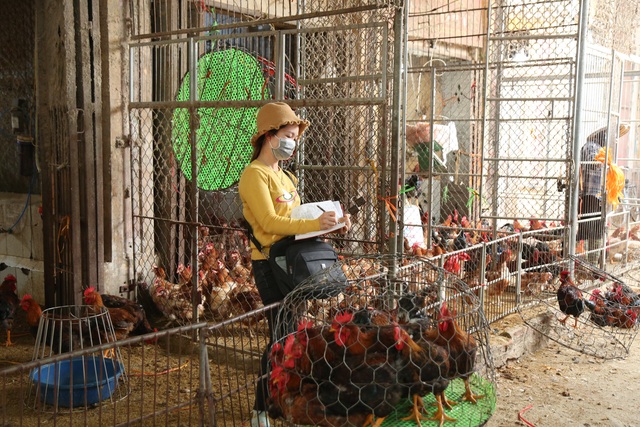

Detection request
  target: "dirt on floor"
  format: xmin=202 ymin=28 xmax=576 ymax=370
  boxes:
xmin=488 ymin=336 xmax=640 ymax=427
xmin=488 ymin=269 xmax=640 ymax=427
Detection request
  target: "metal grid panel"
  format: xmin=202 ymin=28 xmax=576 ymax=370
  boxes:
xmin=129 ymin=4 xmax=397 ymax=325
xmin=483 ymin=0 xmax=577 ymax=226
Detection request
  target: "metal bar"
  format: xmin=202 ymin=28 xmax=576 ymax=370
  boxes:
xmin=298 ymin=74 xmax=385 ymax=85
xmin=388 ymin=4 xmax=405 ymax=259
xmin=483 ymin=157 xmax=570 ymax=162
xmin=188 ymin=37 xmax=200 ymax=324
xmin=572 ymin=5 xmax=601 ymax=262
xmin=128 ymin=98 xmax=387 ymax=110
xmin=274 ymin=31 xmax=285 ymax=100
xmin=130 ymin=5 xmax=385 ymax=41
xmin=486 ymin=96 xmax=574 ymax=102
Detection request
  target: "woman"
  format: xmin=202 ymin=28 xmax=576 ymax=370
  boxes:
xmin=238 ymin=102 xmax=350 ymax=427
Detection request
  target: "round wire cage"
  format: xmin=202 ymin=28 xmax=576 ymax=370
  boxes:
xmin=26 ymin=305 xmax=129 ymax=412
xmin=268 ymin=254 xmax=496 ymax=427
xmin=517 ymin=255 xmax=640 ymax=360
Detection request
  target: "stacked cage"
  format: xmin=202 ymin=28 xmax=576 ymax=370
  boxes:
xmin=268 ymin=254 xmax=496 ymax=427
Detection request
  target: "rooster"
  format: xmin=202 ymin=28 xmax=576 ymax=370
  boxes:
xmin=400 ymin=317 xmax=451 ymax=425
xmin=557 ymin=271 xmax=585 ymax=328
xmin=84 ymin=287 xmax=137 ymax=340
xmin=97 ymin=292 xmax=156 ymax=336
xmin=0 ymin=275 xmax=19 ymax=346
xmin=423 ymin=303 xmax=482 ymax=424
xmin=584 ymin=288 xmax=639 ymax=329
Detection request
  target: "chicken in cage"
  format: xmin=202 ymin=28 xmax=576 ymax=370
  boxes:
xmin=518 ymin=255 xmax=640 ymax=360
xmin=266 ymin=254 xmax=496 ymax=427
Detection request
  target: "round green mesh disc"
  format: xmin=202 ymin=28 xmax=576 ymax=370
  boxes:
xmin=172 ymin=49 xmax=267 ymax=191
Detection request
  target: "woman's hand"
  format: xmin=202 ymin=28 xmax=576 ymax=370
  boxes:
xmin=319 ymin=211 xmax=338 ymax=230
xmin=337 ymin=214 xmax=351 ymax=234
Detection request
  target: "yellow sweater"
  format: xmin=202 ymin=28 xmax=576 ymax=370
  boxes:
xmin=238 ymin=161 xmax=321 ymax=260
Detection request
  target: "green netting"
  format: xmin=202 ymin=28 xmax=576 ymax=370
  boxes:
xmin=172 ymin=48 xmax=267 ymax=191
xmin=381 ymin=375 xmax=496 ymax=427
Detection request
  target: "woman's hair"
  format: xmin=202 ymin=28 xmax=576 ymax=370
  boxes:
xmin=250 ymin=129 xmax=277 ymax=161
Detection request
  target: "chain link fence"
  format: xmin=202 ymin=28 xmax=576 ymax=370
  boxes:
xmin=0 ymin=0 xmax=37 ymax=193
xmin=125 ymin=0 xmax=640 ymax=325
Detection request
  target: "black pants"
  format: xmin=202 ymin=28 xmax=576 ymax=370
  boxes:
xmin=251 ymin=260 xmax=292 ymax=412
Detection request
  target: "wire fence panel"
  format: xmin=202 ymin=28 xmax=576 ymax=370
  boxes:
xmin=0 ymin=0 xmax=37 ymax=193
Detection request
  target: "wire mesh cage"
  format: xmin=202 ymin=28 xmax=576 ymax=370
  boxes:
xmin=25 ymin=304 xmax=129 ymax=412
xmin=267 ymin=254 xmax=496 ymax=427
xmin=517 ymin=255 xmax=640 ymax=360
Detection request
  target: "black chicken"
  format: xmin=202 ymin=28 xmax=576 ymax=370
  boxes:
xmin=0 ymin=275 xmax=19 ymax=346
xmin=557 ymin=271 xmax=585 ymax=328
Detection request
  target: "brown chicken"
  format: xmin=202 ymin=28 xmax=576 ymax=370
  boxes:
xmin=98 ymin=292 xmax=156 ymax=336
xmin=84 ymin=287 xmax=136 ymax=340
xmin=269 ymin=314 xmax=426 ymax=427
xmin=149 ymin=265 xmax=205 ymax=321
xmin=21 ymin=294 xmax=105 ymax=354
xmin=425 ymin=303 xmax=482 ymax=424
xmin=584 ymin=288 xmax=639 ymax=328
xmin=521 ymin=271 xmax=553 ymax=296
xmin=484 ymin=249 xmax=513 ymax=304
xmin=400 ymin=317 xmax=451 ymax=426
xmin=0 ymin=275 xmax=19 ymax=346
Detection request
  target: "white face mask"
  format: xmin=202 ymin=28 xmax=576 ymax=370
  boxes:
xmin=271 ymin=137 xmax=296 ymax=160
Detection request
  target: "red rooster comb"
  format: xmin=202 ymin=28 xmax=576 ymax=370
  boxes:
xmin=4 ymin=274 xmax=17 ymax=282
xmin=20 ymin=294 xmax=32 ymax=303
xmin=83 ymin=287 xmax=96 ymax=296
xmin=560 ymin=270 xmax=570 ymax=277
xmin=334 ymin=311 xmax=353 ymax=325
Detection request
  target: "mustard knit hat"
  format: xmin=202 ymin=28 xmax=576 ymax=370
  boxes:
xmin=250 ymin=102 xmax=309 ymax=147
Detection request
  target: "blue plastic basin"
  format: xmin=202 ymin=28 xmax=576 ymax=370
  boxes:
xmin=30 ymin=356 xmax=124 ymax=407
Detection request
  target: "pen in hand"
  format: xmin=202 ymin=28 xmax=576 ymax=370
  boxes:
xmin=316 ymin=205 xmax=326 ymax=213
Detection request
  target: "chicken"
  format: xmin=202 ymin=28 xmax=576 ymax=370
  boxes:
xmin=225 ymin=249 xmax=252 ymax=285
xmin=269 ymin=315 xmax=425 ymax=427
xmin=400 ymin=318 xmax=451 ymax=426
xmin=98 ymin=292 xmax=156 ymax=336
xmin=21 ymin=294 xmax=105 ymax=354
xmin=0 ymin=275 xmax=19 ymax=346
xmin=584 ymin=288 xmax=639 ymax=328
xmin=84 ymin=287 xmax=136 ymax=340
xmin=424 ymin=303 xmax=482 ymax=424
xmin=148 ymin=265 xmax=205 ymax=321
xmin=443 ymin=252 xmax=470 ymax=277
xmin=484 ymin=249 xmax=513 ymax=304
xmin=556 ymin=271 xmax=585 ymax=328
xmin=521 ymin=272 xmax=553 ymax=296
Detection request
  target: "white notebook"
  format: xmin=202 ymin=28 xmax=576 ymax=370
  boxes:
xmin=291 ymin=200 xmax=345 ymax=240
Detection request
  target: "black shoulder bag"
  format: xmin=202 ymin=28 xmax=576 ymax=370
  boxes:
xmin=247 ymin=171 xmax=346 ymax=295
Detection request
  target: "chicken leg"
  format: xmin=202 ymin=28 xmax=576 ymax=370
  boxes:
xmin=361 ymin=413 xmax=387 ymax=427
xmin=558 ymin=314 xmax=579 ymax=328
xmin=428 ymin=393 xmax=456 ymax=426
xmin=5 ymin=329 xmax=13 ymax=346
xmin=401 ymin=394 xmax=428 ymax=424
xmin=461 ymin=378 xmax=485 ymax=404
